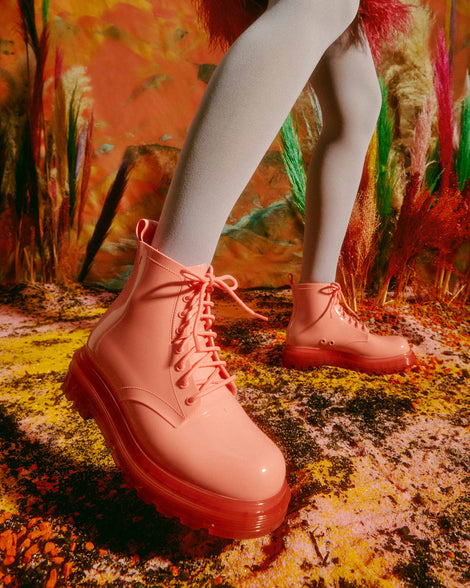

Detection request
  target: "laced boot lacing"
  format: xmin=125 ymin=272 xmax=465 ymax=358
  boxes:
xmin=320 ymin=283 xmax=368 ymax=333
xmin=173 ymin=267 xmax=267 ymax=406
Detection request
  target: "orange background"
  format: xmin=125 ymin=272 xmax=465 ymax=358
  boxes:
xmin=0 ymin=0 xmax=468 ymax=287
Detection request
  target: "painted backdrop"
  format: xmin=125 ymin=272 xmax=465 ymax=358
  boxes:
xmin=0 ymin=0 xmax=469 ymax=296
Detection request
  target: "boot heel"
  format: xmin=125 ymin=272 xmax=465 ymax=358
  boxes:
xmin=63 ymin=350 xmax=93 ymax=420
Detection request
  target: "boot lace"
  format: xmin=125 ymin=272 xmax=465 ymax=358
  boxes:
xmin=173 ymin=266 xmax=267 ymax=405
xmin=320 ymin=283 xmax=368 ymax=333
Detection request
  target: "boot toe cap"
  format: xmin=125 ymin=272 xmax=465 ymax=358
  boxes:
xmin=125 ymin=393 xmax=287 ymax=502
xmin=383 ymin=335 xmax=411 ymax=356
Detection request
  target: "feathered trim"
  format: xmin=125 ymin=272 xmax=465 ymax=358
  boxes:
xmin=192 ymin=0 xmax=266 ymax=50
xmin=192 ymin=0 xmax=413 ymax=63
xmin=357 ymin=0 xmax=413 ymax=63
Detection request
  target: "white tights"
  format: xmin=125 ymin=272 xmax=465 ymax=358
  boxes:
xmin=152 ymin=0 xmax=382 ymax=284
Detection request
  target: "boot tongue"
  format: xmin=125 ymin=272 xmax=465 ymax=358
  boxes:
xmin=187 ymin=263 xmax=208 ymax=277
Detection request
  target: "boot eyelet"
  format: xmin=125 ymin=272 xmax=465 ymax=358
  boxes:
xmin=179 ymin=378 xmax=189 ymax=389
xmin=185 ymin=396 xmax=195 ymax=406
xmin=320 ymin=338 xmax=327 ymax=345
xmin=182 ymin=295 xmax=190 ymax=302
xmin=177 ymin=311 xmax=185 ymax=318
xmin=329 ymin=340 xmax=335 ymax=346
xmin=175 ymin=362 xmax=184 ymax=372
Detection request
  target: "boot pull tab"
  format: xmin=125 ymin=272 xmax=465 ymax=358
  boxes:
xmin=136 ymin=218 xmax=158 ymax=244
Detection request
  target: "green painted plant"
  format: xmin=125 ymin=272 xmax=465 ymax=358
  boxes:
xmin=456 ymin=74 xmax=470 ymax=191
xmin=376 ymin=78 xmax=397 ymax=224
xmin=280 ymin=111 xmax=307 ymax=219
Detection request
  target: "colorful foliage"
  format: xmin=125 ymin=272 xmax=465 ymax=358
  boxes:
xmin=279 ymin=112 xmax=307 ymax=219
xmin=0 ymin=0 xmax=97 ymax=283
xmin=339 ymin=136 xmax=380 ymax=310
xmin=376 ymin=78 xmax=397 ymax=224
xmin=360 ymin=26 xmax=468 ymax=304
xmin=433 ymin=28 xmax=455 ymax=193
xmin=410 ymin=95 xmax=435 ymax=183
xmin=456 ymin=74 xmax=470 ymax=191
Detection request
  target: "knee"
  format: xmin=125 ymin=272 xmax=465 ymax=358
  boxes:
xmin=351 ymin=72 xmax=382 ymax=139
xmin=320 ymin=64 xmax=382 ymax=144
xmin=343 ymin=72 xmax=382 ymax=140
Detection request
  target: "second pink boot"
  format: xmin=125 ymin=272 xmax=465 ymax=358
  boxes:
xmin=282 ymin=282 xmax=417 ymax=374
xmin=63 ymin=219 xmax=290 ymax=539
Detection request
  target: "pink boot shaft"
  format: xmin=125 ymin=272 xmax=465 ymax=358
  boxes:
xmin=63 ymin=219 xmax=289 ymax=538
xmin=283 ymin=282 xmax=416 ymax=373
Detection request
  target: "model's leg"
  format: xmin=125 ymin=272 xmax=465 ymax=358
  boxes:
xmin=301 ymin=34 xmax=381 ymax=284
xmin=283 ymin=35 xmax=417 ymax=374
xmin=153 ymin=0 xmax=361 ymax=265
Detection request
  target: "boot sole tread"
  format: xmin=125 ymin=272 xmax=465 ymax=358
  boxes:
xmin=282 ymin=345 xmax=417 ymax=374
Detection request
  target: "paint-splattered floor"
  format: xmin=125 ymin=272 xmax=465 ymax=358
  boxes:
xmin=0 ymin=284 xmax=469 ymax=587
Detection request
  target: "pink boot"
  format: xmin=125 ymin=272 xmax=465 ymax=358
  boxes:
xmin=63 ymin=219 xmax=290 ymax=538
xmin=282 ymin=282 xmax=417 ymax=374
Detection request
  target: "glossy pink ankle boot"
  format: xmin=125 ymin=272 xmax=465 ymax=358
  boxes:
xmin=63 ymin=219 xmax=290 ymax=538
xmin=282 ymin=282 xmax=417 ymax=374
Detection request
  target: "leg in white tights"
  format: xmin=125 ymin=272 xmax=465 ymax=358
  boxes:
xmin=300 ymin=34 xmax=382 ymax=284
xmin=152 ymin=0 xmax=360 ymax=266
xmin=280 ymin=34 xmax=417 ymax=375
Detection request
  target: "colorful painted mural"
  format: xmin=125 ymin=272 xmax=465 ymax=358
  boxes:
xmin=0 ymin=0 xmax=469 ymax=298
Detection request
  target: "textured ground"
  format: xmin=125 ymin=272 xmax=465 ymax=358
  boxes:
xmin=0 ymin=284 xmax=469 ymax=587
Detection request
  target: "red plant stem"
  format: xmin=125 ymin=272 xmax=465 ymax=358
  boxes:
xmin=433 ymin=28 xmax=454 ymax=192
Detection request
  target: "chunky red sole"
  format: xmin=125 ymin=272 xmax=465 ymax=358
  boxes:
xmin=63 ymin=347 xmax=290 ymax=539
xmin=282 ymin=345 xmax=417 ymax=374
